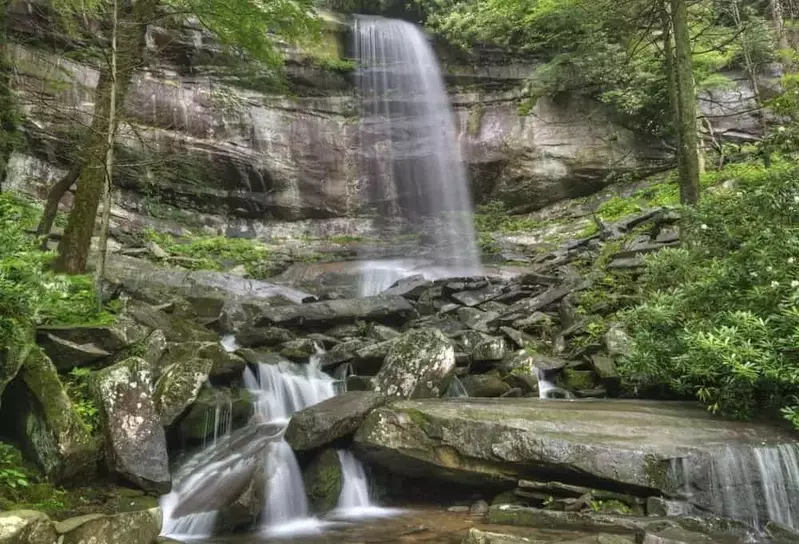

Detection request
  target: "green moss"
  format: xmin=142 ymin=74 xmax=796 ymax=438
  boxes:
xmin=589 ymin=498 xmax=632 ymax=514
xmin=303 ymin=449 xmax=343 ymax=513
xmin=562 ymin=369 xmax=596 ymax=391
xmin=405 ymin=408 xmax=435 ymax=430
xmin=474 ymin=201 xmax=544 ymax=234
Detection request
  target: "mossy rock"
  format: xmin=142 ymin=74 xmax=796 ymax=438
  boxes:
xmin=4 ymin=348 xmax=98 ymax=483
xmin=153 ymin=357 xmax=214 ymax=426
xmin=373 ymin=329 xmax=455 ymax=398
xmin=562 ymin=369 xmax=597 ymax=391
xmin=0 ymin=341 xmax=32 ymax=408
xmin=303 ymin=448 xmax=343 ymax=513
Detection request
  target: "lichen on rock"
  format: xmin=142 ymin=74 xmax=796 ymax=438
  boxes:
xmin=373 ymin=329 xmax=456 ymax=399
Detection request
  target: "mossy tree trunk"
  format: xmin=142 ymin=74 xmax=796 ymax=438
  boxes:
xmin=670 ymin=0 xmax=700 ymax=205
xmin=0 ymin=0 xmax=18 ymax=190
xmin=54 ymin=0 xmax=158 ymax=273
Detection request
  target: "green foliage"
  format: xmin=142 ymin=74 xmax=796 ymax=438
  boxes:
xmin=64 ymin=367 xmax=101 ymax=433
xmin=0 ymin=194 xmax=113 ymax=350
xmin=144 ymin=229 xmax=284 ymax=279
xmin=165 ymin=0 xmax=321 ymax=67
xmin=474 ymin=201 xmax=542 ymax=233
xmin=417 ymin=0 xmax=774 ymax=137
xmin=0 ymin=444 xmax=31 ymax=491
xmin=620 ymin=166 xmax=799 ymax=427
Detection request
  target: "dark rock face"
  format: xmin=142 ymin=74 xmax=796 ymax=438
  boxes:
xmin=91 ymin=357 xmax=171 ymax=493
xmin=285 ymin=391 xmax=386 ymax=451
xmin=354 ymin=398 xmax=797 ymax=497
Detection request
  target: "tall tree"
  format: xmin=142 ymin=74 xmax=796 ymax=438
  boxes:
xmin=670 ymin=0 xmax=700 ymax=204
xmin=46 ymin=0 xmax=319 ymax=273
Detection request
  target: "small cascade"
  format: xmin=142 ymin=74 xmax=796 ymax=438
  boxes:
xmin=162 ymin=343 xmax=394 ymax=539
xmin=445 ymin=376 xmax=469 ymax=398
xmin=333 ymin=449 xmax=402 ymax=520
xmin=534 ymin=367 xmax=574 ymax=399
xmin=671 ymin=443 xmax=799 ymax=529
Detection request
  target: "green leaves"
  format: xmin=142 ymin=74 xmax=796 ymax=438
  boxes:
xmin=619 ymin=164 xmax=799 ymax=428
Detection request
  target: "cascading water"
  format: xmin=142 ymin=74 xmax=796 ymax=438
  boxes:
xmin=671 ymin=443 xmax=799 ymax=529
xmin=161 ymin=346 xmax=388 ymax=539
xmin=354 ymin=16 xmax=480 ymax=295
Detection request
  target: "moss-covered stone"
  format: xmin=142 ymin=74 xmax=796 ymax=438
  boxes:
xmin=373 ymin=329 xmax=455 ymax=399
xmin=0 ymin=510 xmax=57 ymax=544
xmin=461 ymin=374 xmax=511 ymax=397
xmin=0 ymin=341 xmax=32 ymax=409
xmin=303 ymin=448 xmax=343 ymax=513
xmin=153 ymin=356 xmax=214 ymax=426
xmin=562 ymin=369 xmax=597 ymax=391
xmin=8 ymin=347 xmax=98 ymax=483
xmin=56 ymin=508 xmax=161 ymax=544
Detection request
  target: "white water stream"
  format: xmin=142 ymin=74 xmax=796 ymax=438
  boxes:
xmin=160 ymin=346 xmax=391 ymax=539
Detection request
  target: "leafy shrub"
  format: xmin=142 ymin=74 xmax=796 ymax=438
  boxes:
xmin=620 ymin=166 xmax=799 ymax=427
xmin=0 ymin=443 xmax=32 ymax=493
xmin=64 ymin=367 xmax=101 ymax=433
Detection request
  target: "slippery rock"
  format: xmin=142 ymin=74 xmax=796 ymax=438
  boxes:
xmin=216 ymin=465 xmax=266 ymax=533
xmin=235 ymin=326 xmax=295 ymax=348
xmin=91 ymin=357 xmax=170 ymax=493
xmin=373 ymin=329 xmax=455 ymax=399
xmin=286 ymin=391 xmax=386 ymax=451
xmin=56 ymin=508 xmax=161 ymax=544
xmin=0 ymin=510 xmax=56 ymax=544
xmin=175 ymin=387 xmax=254 ymax=445
xmin=354 ymin=398 xmax=797 ymax=497
xmin=254 ymin=295 xmax=416 ymax=330
xmin=35 ymin=333 xmax=111 ymax=371
xmin=6 ymin=348 xmax=97 ymax=482
xmin=303 ymin=448 xmax=343 ymax=513
xmin=279 ymin=338 xmax=318 ymax=361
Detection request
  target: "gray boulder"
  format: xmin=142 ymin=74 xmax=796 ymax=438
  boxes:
xmin=461 ymin=374 xmax=511 ymax=397
xmin=285 ymin=391 xmax=386 ymax=451
xmin=91 ymin=357 xmax=171 ymax=493
xmin=373 ymin=329 xmax=455 ymax=399
xmin=56 ymin=508 xmax=161 ymax=544
xmin=174 ymin=387 xmax=254 ymax=445
xmin=0 ymin=510 xmax=57 ymax=544
xmin=154 ymin=357 xmax=214 ymax=426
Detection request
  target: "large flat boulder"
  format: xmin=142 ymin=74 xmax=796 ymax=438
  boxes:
xmin=253 ymin=295 xmax=416 ymax=330
xmin=285 ymin=391 xmax=386 ymax=451
xmin=354 ymin=399 xmax=797 ymax=498
xmin=91 ymin=357 xmax=171 ymax=493
xmin=0 ymin=510 xmax=57 ymax=544
xmin=56 ymin=508 xmax=161 ymax=544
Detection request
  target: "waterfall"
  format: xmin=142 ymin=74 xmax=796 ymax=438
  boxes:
xmin=354 ymin=16 xmax=480 ymax=295
xmin=534 ymin=367 xmax=574 ymax=399
xmin=161 ymin=346 xmax=386 ymax=539
xmin=671 ymin=443 xmax=799 ymax=529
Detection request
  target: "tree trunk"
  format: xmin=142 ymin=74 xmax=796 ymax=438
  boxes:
xmin=53 ymin=0 xmax=157 ymax=274
xmin=36 ymin=162 xmax=81 ymax=242
xmin=662 ymin=1 xmax=681 ymax=159
xmin=670 ymin=0 xmax=701 ymax=205
xmin=770 ymin=0 xmax=790 ymax=57
xmin=95 ymin=0 xmax=118 ymax=292
xmin=0 ymin=0 xmax=17 ymax=190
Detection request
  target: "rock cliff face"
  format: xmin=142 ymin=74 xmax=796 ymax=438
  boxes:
xmin=5 ymin=3 xmax=674 ymax=239
xmin=5 ymin=4 xmax=760 ymax=238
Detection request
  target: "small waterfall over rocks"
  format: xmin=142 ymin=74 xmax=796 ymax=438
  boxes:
xmin=354 ymin=16 xmax=481 ymax=295
xmin=670 ymin=443 xmax=799 ymax=529
xmin=160 ymin=346 xmax=384 ymax=539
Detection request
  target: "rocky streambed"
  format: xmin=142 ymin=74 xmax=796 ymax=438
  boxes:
xmin=1 ymin=208 xmax=799 ymax=544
